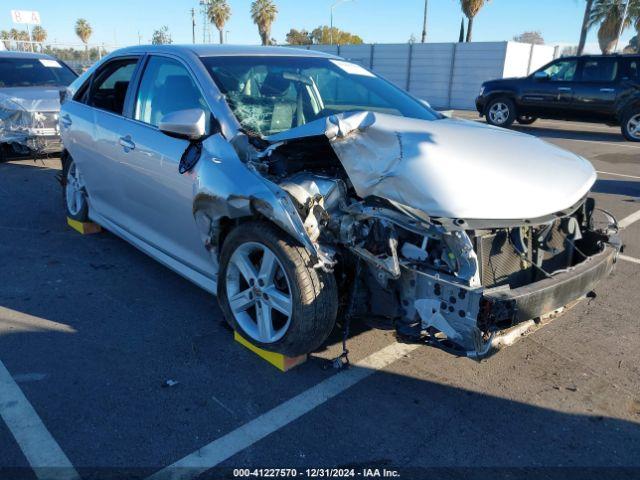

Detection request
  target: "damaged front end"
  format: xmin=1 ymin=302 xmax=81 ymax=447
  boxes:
xmin=200 ymin=110 xmax=621 ymax=358
xmin=0 ymin=94 xmax=61 ymax=159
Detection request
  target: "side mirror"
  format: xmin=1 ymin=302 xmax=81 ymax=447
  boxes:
xmin=159 ymin=108 xmax=207 ymax=141
xmin=533 ymin=71 xmax=550 ymax=81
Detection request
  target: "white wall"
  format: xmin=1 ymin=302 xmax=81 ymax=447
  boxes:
xmin=299 ymin=41 xmax=558 ymax=110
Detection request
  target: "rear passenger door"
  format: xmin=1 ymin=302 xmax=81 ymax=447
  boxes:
xmin=76 ymin=56 xmax=141 ymax=222
xmin=571 ymin=57 xmax=621 ymax=120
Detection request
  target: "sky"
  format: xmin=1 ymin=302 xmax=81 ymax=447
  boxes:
xmin=1 ymin=0 xmax=635 ymax=53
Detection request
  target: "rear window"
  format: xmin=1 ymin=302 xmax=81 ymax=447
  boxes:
xmin=0 ymin=57 xmax=77 ymax=87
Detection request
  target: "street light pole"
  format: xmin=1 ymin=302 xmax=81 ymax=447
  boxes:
xmin=421 ymin=0 xmax=428 ymax=43
xmin=330 ymin=0 xmax=354 ymax=45
xmin=191 ymin=8 xmax=196 ymax=44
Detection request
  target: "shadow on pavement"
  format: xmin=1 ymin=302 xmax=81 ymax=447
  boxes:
xmin=593 ymin=179 xmax=640 ymax=197
xmin=511 ymin=124 xmax=628 ymax=143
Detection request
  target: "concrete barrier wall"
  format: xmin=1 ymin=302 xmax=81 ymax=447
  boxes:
xmin=296 ymin=41 xmax=557 ymax=110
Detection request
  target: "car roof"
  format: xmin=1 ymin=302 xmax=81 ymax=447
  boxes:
xmin=110 ymin=44 xmax=339 ymax=59
xmin=0 ymin=50 xmax=56 ymax=60
xmin=561 ymin=54 xmax=640 ymax=62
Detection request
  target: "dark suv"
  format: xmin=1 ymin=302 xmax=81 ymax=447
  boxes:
xmin=475 ymin=54 xmax=640 ymax=141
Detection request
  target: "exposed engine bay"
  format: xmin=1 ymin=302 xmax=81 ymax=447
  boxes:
xmin=199 ymin=111 xmax=621 ymax=358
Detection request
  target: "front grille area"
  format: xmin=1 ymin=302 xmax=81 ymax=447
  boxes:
xmin=476 ymin=220 xmax=575 ymax=289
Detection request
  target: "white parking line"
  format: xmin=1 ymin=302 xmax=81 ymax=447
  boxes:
xmin=620 ymin=254 xmax=640 ymax=265
xmin=0 ymin=360 xmax=80 ymax=480
xmin=597 ymin=171 xmax=640 ymax=180
xmin=147 ymin=341 xmax=420 ymax=480
xmin=619 ymin=209 xmax=640 ymax=229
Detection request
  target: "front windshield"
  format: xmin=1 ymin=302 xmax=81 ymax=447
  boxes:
xmin=0 ymin=57 xmax=78 ymax=88
xmin=201 ymin=55 xmax=440 ymax=136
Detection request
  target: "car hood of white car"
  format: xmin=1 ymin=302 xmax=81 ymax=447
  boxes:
xmin=267 ymin=111 xmax=597 ymax=223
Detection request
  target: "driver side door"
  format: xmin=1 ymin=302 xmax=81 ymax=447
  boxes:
xmin=118 ymin=54 xmax=216 ymax=278
xmin=520 ymin=58 xmax=579 ymax=119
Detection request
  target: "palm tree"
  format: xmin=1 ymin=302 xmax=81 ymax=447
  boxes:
xmin=9 ymin=28 xmax=19 ymax=49
xmin=459 ymin=0 xmax=490 ymax=42
xmin=14 ymin=30 xmax=30 ymax=51
xmin=0 ymin=31 xmax=10 ymax=50
xmin=208 ymin=0 xmax=231 ymax=44
xmin=629 ymin=1 xmax=640 ymax=51
xmin=589 ymin=0 xmax=638 ymax=53
xmin=578 ymin=0 xmax=594 ymax=55
xmin=251 ymin=0 xmax=278 ymax=46
xmin=31 ymin=26 xmax=47 ymax=51
xmin=75 ymin=18 xmax=93 ymax=58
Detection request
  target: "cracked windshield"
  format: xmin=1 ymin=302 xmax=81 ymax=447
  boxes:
xmin=201 ymin=56 xmax=440 ymax=136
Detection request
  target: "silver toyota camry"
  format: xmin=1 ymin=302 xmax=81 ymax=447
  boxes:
xmin=60 ymin=45 xmax=620 ymax=357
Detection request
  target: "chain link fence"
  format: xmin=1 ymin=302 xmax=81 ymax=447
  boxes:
xmin=0 ymin=40 xmax=117 ymax=72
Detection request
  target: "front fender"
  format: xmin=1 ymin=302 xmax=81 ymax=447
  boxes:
xmin=191 ymin=134 xmax=319 ymax=259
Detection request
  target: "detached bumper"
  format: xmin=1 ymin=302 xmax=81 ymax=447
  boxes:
xmin=483 ymin=245 xmax=618 ymax=325
xmin=2 ymin=135 xmax=62 ymax=156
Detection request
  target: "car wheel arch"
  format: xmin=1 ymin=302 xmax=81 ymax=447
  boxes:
xmin=192 ymin=195 xmax=313 ymax=263
xmin=483 ymin=91 xmax=518 ymax=113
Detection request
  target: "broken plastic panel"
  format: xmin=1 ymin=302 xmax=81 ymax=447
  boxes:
xmin=0 ymin=94 xmax=61 ymax=156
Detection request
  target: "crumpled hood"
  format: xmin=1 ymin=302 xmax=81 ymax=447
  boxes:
xmin=268 ymin=112 xmax=596 ymax=222
xmin=0 ymin=87 xmax=62 ymax=112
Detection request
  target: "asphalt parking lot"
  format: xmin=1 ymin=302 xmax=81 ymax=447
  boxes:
xmin=1 ymin=116 xmax=639 ymax=480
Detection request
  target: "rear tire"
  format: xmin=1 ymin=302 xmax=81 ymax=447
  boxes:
xmin=517 ymin=115 xmax=537 ymax=125
xmin=218 ymin=221 xmax=338 ymax=356
xmin=61 ymin=154 xmax=89 ymax=221
xmin=485 ymin=97 xmax=516 ymax=128
xmin=621 ymin=109 xmax=640 ymax=142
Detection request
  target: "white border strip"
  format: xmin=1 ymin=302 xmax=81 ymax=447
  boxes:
xmin=619 ymin=209 xmax=640 ymax=229
xmin=0 ymin=360 xmax=79 ymax=480
xmin=147 ymin=342 xmax=420 ymax=480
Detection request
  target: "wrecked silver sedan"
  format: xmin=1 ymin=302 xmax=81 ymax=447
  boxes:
xmin=0 ymin=51 xmax=77 ymax=159
xmin=60 ymin=45 xmax=620 ymax=357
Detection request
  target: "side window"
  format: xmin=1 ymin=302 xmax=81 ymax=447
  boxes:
xmin=580 ymin=58 xmax=618 ymax=82
xmin=88 ymin=58 xmax=139 ymax=115
xmin=541 ymin=60 xmax=578 ymax=82
xmin=134 ymin=56 xmax=208 ymax=127
xmin=624 ymin=59 xmax=639 ymax=81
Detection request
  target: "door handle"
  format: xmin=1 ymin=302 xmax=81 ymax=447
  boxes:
xmin=119 ymin=136 xmax=135 ymax=151
xmin=60 ymin=114 xmax=72 ymax=128
xmin=600 ymin=88 xmax=615 ymax=92
xmin=557 ymin=87 xmax=572 ymax=92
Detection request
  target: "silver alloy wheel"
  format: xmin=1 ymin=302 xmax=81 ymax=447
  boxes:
xmin=226 ymin=242 xmax=293 ymax=344
xmin=488 ymin=102 xmax=510 ymax=125
xmin=627 ymin=114 xmax=640 ymax=140
xmin=65 ymin=162 xmax=86 ymax=216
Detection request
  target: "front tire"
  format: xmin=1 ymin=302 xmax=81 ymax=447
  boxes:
xmin=61 ymin=154 xmax=89 ymax=221
xmin=621 ymin=109 xmax=640 ymax=142
xmin=485 ymin=97 xmax=516 ymax=128
xmin=218 ymin=221 xmax=338 ymax=356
